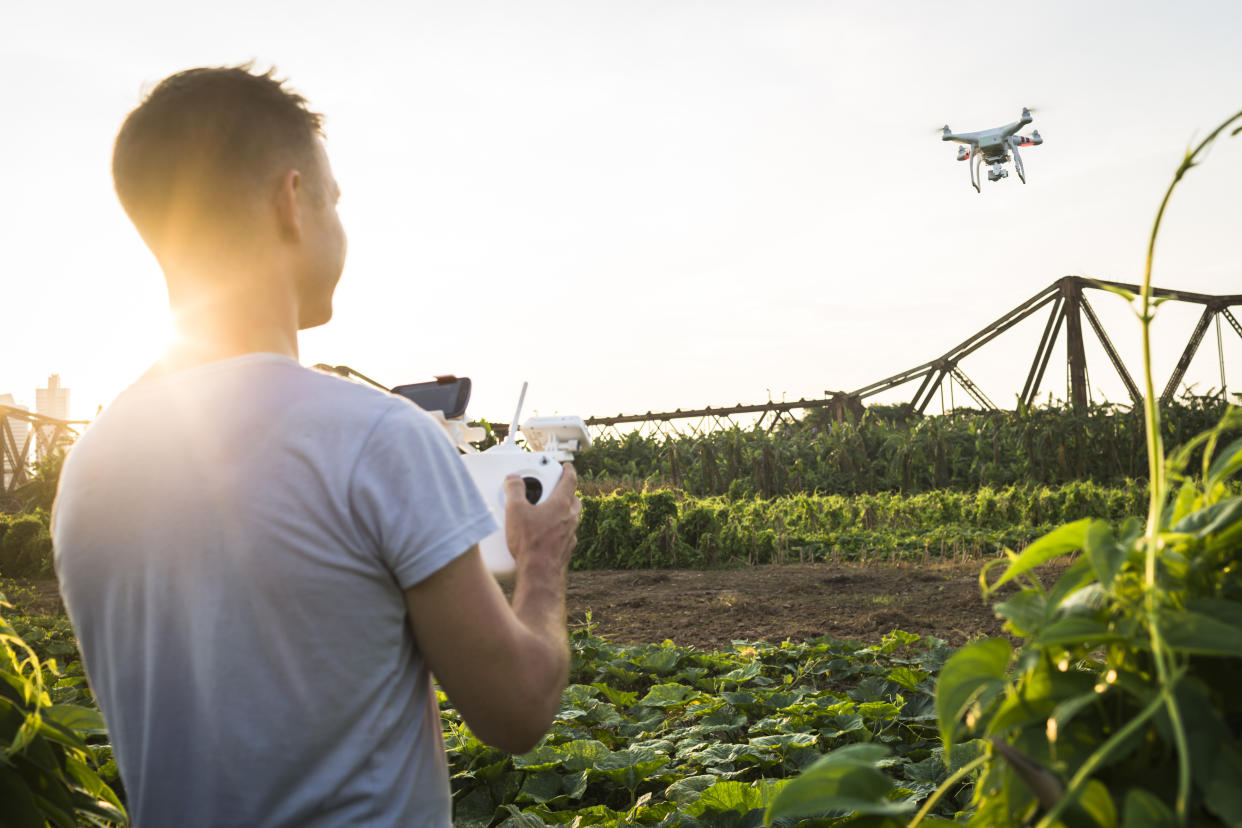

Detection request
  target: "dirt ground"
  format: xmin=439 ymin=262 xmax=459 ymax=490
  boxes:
xmin=15 ymin=555 xmax=1070 ymax=651
xmin=562 ymin=556 xmax=1072 ymax=650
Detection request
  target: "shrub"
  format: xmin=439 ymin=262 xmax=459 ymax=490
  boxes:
xmin=0 ymin=515 xmax=46 ymax=578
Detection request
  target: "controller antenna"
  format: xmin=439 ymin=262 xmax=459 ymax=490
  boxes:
xmin=506 ymin=382 xmax=529 ymax=445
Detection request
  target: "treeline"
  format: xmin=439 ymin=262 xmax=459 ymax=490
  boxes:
xmin=576 ymin=398 xmax=1233 ymax=497
xmin=571 ymin=479 xmax=1148 ymax=569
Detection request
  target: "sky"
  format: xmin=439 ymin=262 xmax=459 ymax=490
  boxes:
xmin=2 ymin=1 xmax=1240 ymax=424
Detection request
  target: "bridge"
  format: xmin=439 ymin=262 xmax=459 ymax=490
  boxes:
xmin=1 ymin=407 xmax=85 ymax=511
xmin=583 ymin=276 xmax=1242 ymax=438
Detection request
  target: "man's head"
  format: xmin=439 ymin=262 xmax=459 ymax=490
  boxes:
xmin=113 ymin=64 xmax=345 ymax=329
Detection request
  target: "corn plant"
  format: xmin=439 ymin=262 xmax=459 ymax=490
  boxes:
xmin=578 ymin=400 xmax=1231 ymax=500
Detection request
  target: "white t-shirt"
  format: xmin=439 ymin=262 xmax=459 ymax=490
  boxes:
xmin=52 ymin=354 xmax=497 ymax=827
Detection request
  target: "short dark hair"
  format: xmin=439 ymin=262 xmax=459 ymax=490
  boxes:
xmin=112 ymin=64 xmax=325 ymax=247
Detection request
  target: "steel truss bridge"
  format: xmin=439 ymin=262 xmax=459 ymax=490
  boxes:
xmin=1 ymin=407 xmax=85 ymax=510
xmin=584 ymin=276 xmax=1242 ymax=439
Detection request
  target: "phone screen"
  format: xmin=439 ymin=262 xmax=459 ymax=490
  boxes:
xmin=390 ymin=378 xmax=472 ymax=418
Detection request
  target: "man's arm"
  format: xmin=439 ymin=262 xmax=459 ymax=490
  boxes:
xmin=404 ymin=465 xmax=580 ymax=755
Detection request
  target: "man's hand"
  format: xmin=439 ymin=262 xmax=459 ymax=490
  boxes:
xmin=404 ymin=463 xmax=580 ymax=755
xmin=505 ymin=463 xmax=581 ymax=576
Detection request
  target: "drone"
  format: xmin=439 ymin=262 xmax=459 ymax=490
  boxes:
xmin=941 ymin=107 xmax=1043 ymax=192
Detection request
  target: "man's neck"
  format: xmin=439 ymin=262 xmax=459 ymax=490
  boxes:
xmin=151 ymin=277 xmax=301 ymax=378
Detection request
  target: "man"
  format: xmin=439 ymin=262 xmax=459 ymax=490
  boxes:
xmin=52 ymin=65 xmax=581 ymax=826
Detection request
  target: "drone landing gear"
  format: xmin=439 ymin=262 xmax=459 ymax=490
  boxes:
xmin=1012 ymin=144 xmax=1027 ymax=184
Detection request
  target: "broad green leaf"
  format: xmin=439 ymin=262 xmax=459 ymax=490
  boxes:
xmin=1076 ymin=778 xmax=1118 ymax=827
xmin=560 ymin=684 xmax=599 ymax=707
xmin=10 ymin=710 xmax=42 ymax=756
xmin=1202 ymin=742 xmax=1242 ymax=824
xmin=935 ymin=638 xmax=1011 ymax=756
xmin=987 ymin=519 xmax=1092 ymax=593
xmin=1206 ymin=435 xmax=1242 ymax=488
xmin=557 ymin=739 xmax=613 ymax=772
xmin=682 ymin=742 xmax=767 ymax=768
xmin=720 ymin=661 xmax=763 ymax=684
xmin=1122 ymin=788 xmax=1176 ymax=827
xmin=595 ymin=748 xmax=667 ymax=789
xmin=495 ymin=804 xmax=549 ymax=827
xmin=878 ymin=630 xmax=921 ymax=653
xmin=1045 ymin=555 xmax=1098 ymax=616
xmin=1057 ymin=583 xmax=1109 ymax=617
xmin=699 ymin=709 xmax=747 ymax=730
xmin=562 ymin=769 xmax=589 ymax=800
xmin=638 ymin=683 xmax=701 ymax=708
xmin=762 ymin=744 xmax=913 ymax=824
xmin=0 ymin=765 xmax=44 ymax=828
xmin=994 ymin=590 xmax=1047 ymax=637
xmin=1185 ymin=597 xmax=1242 ymax=628
xmin=45 ymin=703 xmax=107 ymax=737
xmin=1170 ymin=496 xmax=1242 ymax=538
xmin=1085 ymin=521 xmax=1126 ymax=589
xmin=516 ymin=770 xmax=563 ymax=804
xmin=549 ymin=803 xmax=619 ymax=824
xmin=452 ymin=787 xmax=495 ymax=828
xmin=514 ymin=739 xmax=610 ymax=772
xmin=630 ymin=800 xmax=677 ymax=823
xmin=886 ymin=666 xmax=928 ymax=691
xmin=1159 ymin=609 xmax=1242 ymax=658
xmin=590 ymin=682 xmax=636 ymax=708
xmin=665 ymin=774 xmax=717 ymax=806
xmin=512 ymin=746 xmax=561 ymax=772
xmin=1166 ymin=480 xmax=1201 ymax=526
xmin=62 ymin=755 xmax=105 ymax=799
xmin=857 ymin=700 xmax=902 ymax=721
xmin=819 ymin=713 xmax=865 ymax=740
xmin=750 ymin=732 xmax=818 ymax=752
xmin=634 ymin=648 xmax=682 ymax=675
xmin=690 ymin=778 xmax=771 ymax=816
xmin=984 ymin=660 xmax=1094 ymax=738
xmin=1035 ymin=616 xmax=1122 ymax=648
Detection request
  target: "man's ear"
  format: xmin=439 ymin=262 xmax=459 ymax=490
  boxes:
xmin=273 ymin=168 xmax=303 ymax=242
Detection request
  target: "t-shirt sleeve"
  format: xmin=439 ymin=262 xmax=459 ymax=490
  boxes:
xmin=349 ymin=401 xmax=499 ymax=589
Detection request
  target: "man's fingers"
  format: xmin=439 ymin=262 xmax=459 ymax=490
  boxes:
xmin=552 ymin=463 xmax=578 ymax=501
xmin=503 ymin=474 xmax=526 ymax=505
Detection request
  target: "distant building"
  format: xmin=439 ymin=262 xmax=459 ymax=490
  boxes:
xmin=34 ymin=375 xmax=72 ymax=460
xmin=37 ymin=374 xmax=70 ymax=421
xmin=1 ymin=393 xmax=32 ymax=491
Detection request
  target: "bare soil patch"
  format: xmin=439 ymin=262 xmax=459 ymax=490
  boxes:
xmin=565 ymin=556 xmax=1072 ymax=650
xmin=13 ymin=555 xmax=1072 ymax=652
